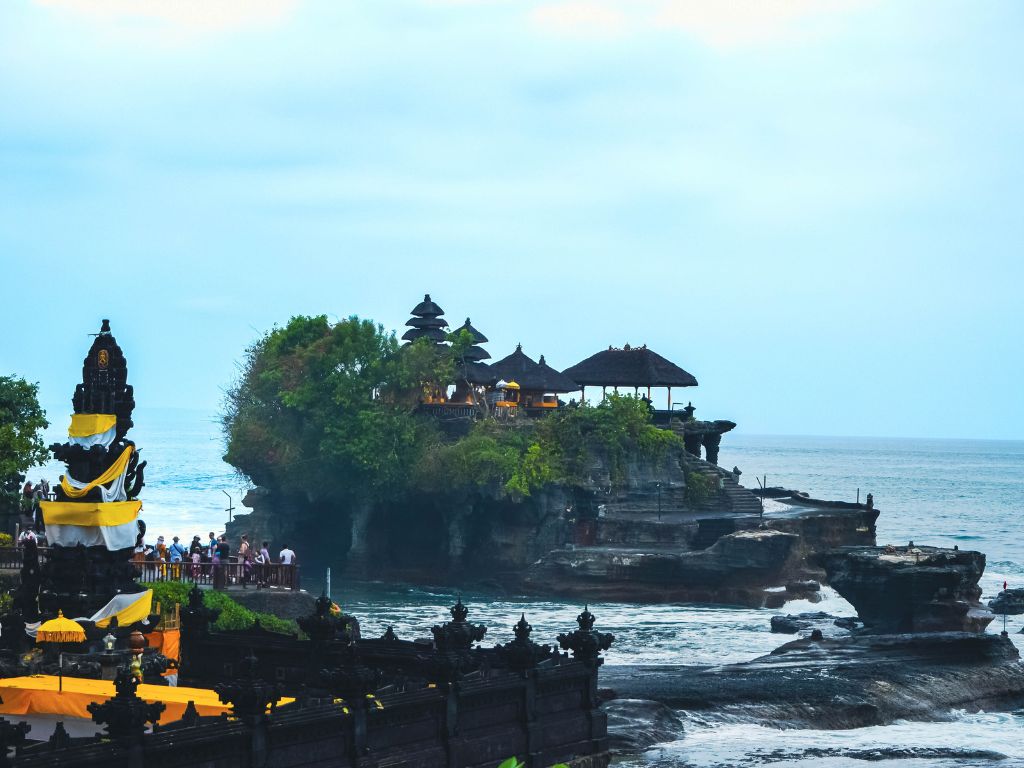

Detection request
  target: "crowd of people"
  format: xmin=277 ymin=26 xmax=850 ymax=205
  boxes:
xmin=132 ymin=531 xmax=298 ymax=589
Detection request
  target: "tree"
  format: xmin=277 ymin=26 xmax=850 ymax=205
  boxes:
xmin=0 ymin=375 xmax=49 ymax=499
xmin=222 ymin=315 xmax=439 ymax=500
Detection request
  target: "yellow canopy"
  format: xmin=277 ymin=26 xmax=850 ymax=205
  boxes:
xmin=40 ymin=500 xmax=141 ymax=527
xmin=503 ymin=380 xmax=520 ymax=389
xmin=59 ymin=445 xmax=134 ymax=499
xmin=68 ymin=413 xmax=116 ymax=438
xmin=0 ymin=676 xmax=295 ymax=722
xmin=36 ymin=611 xmax=86 ymax=644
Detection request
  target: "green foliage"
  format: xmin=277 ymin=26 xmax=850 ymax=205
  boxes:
xmin=0 ymin=533 xmax=12 ymax=547
xmin=223 ymin=315 xmax=684 ymax=506
xmin=223 ymin=315 xmax=441 ymax=499
xmin=685 ymin=471 xmax=717 ymax=504
xmin=0 ymin=375 xmax=49 ymax=488
xmin=142 ymin=582 xmax=297 ymax=635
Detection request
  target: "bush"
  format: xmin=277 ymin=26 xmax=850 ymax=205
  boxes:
xmin=685 ymin=472 xmax=717 ymax=504
xmin=142 ymin=582 xmax=297 ymax=635
xmin=0 ymin=532 xmax=12 ymax=547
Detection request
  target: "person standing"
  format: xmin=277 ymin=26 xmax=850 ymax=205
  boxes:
xmin=279 ymin=544 xmax=296 ymax=565
xmin=213 ymin=535 xmax=231 ymax=589
xmin=256 ymin=540 xmax=271 ymax=588
xmin=238 ymin=534 xmax=252 ymax=587
xmin=168 ymin=536 xmax=186 ymax=580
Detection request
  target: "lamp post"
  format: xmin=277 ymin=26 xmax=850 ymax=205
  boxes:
xmin=101 ymin=632 xmax=118 ymax=680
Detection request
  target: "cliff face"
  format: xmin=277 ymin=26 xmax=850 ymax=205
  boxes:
xmin=227 ymin=444 xmax=878 ymax=606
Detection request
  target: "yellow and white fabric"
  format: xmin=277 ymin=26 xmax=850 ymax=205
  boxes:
xmin=79 ymin=589 xmax=153 ymax=629
xmin=59 ymin=444 xmax=133 ymax=502
xmin=68 ymin=413 xmax=117 ymax=449
xmin=41 ymin=500 xmax=142 ymax=550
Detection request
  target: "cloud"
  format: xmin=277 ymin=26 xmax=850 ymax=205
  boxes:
xmin=529 ymin=2 xmax=627 ymax=37
xmin=656 ymin=0 xmax=872 ymax=49
xmin=33 ymin=0 xmax=301 ymax=34
xmin=527 ymin=0 xmax=873 ymax=48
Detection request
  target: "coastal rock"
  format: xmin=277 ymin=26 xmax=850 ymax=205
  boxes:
xmin=989 ymin=588 xmax=1024 ymax=615
xmin=770 ymin=612 xmax=835 ymax=634
xmin=602 ymin=632 xmax=1024 ymax=730
xmin=785 ymin=580 xmax=821 ymax=594
xmin=820 ymin=545 xmax=992 ymax=633
xmin=602 ymin=698 xmax=684 ymax=752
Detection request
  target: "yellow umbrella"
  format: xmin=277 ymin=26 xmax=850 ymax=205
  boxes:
xmin=36 ymin=610 xmax=86 ymax=692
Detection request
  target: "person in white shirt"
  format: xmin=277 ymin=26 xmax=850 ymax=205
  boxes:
xmin=279 ymin=545 xmax=296 ymax=565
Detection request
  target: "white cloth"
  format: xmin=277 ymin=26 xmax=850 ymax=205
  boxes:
xmin=46 ymin=520 xmax=138 ymax=550
xmin=279 ymin=548 xmax=295 ymax=565
xmin=68 ymin=426 xmax=116 ymax=450
xmin=63 ymin=463 xmax=129 ymax=503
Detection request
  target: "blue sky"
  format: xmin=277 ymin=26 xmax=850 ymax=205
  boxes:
xmin=1 ymin=0 xmax=1021 ymax=439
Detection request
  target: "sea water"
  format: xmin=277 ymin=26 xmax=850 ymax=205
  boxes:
xmin=35 ymin=410 xmax=1024 ymax=765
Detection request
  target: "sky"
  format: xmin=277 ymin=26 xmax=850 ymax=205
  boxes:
xmin=1 ymin=0 xmax=1022 ymax=440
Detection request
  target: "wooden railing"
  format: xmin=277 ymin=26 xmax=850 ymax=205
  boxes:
xmin=0 ymin=547 xmax=299 ymax=590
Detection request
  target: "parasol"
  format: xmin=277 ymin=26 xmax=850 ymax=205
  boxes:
xmin=36 ymin=610 xmax=85 ymax=692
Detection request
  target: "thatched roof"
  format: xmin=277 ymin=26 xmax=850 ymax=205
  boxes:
xmin=562 ymin=345 xmax=698 ymax=387
xmin=458 ymin=361 xmax=499 ymax=385
xmin=406 ymin=316 xmax=449 ymax=329
xmin=410 ymin=293 xmax=445 ymax=318
xmin=401 ymin=327 xmax=448 ymax=343
xmin=461 ymin=345 xmax=491 ymax=362
xmin=457 ymin=318 xmax=488 ymax=344
xmin=489 ymin=345 xmax=579 ymax=393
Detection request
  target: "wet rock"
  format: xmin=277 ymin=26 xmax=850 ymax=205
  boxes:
xmin=833 ymin=616 xmax=862 ymax=630
xmin=785 ymin=580 xmax=820 ymax=594
xmin=989 ymin=588 xmax=1024 ymax=615
xmin=602 ymin=632 xmax=1024 ymax=730
xmin=602 ymin=698 xmax=684 ymax=752
xmin=820 ymin=545 xmax=992 ymax=633
xmin=770 ymin=611 xmax=835 ymax=634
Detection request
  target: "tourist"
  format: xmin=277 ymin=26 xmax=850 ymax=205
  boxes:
xmin=168 ymin=536 xmax=186 ymax=579
xmin=213 ymin=535 xmax=231 ymax=589
xmin=207 ymin=531 xmax=217 ymax=561
xmin=21 ymin=480 xmax=32 ymax=500
xmin=18 ymin=527 xmax=37 ymax=546
xmin=253 ymin=540 xmax=270 ymax=589
xmin=39 ymin=478 xmax=50 ymax=498
xmin=239 ymin=534 xmax=252 ymax=585
xmin=189 ymin=535 xmax=203 ymax=579
xmin=155 ymin=535 xmax=168 ymax=562
xmin=279 ymin=544 xmax=297 ymax=565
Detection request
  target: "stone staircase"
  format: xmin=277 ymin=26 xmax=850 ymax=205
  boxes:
xmin=683 ymin=454 xmax=765 ymax=516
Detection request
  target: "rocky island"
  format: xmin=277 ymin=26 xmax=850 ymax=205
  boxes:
xmin=224 ymin=294 xmax=878 ymax=607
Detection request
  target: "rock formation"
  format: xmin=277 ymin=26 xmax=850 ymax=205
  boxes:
xmin=819 ymin=545 xmax=992 ymax=633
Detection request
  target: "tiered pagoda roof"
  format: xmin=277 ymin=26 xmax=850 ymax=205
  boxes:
xmin=561 ymin=344 xmax=698 ymax=387
xmin=402 ymin=294 xmax=449 ymax=344
xmin=457 ymin=318 xmax=491 ymax=362
xmin=489 ymin=345 xmax=579 ymax=393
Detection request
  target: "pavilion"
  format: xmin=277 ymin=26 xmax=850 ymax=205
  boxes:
xmin=561 ymin=344 xmax=698 ymax=410
xmin=488 ymin=345 xmax=579 ymax=409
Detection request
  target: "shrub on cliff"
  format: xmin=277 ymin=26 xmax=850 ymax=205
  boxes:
xmin=223 ymin=315 xmax=444 ymax=500
xmin=143 ymin=581 xmax=297 ymax=634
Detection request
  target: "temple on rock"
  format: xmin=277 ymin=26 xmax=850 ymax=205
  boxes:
xmin=406 ymin=293 xmax=736 ymax=464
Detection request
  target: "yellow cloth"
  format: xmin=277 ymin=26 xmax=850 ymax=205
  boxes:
xmin=93 ymin=590 xmax=153 ymax=629
xmin=68 ymin=414 xmax=117 ymax=438
xmin=40 ymin=500 xmax=141 ymax=527
xmin=0 ymin=675 xmax=294 ymax=722
xmin=59 ymin=445 xmax=134 ymax=499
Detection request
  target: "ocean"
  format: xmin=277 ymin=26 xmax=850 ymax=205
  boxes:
xmin=36 ymin=409 xmax=1024 ymax=766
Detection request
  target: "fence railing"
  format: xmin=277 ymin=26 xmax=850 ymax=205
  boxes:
xmin=133 ymin=559 xmax=300 ymax=590
xmin=0 ymin=547 xmax=299 ymax=590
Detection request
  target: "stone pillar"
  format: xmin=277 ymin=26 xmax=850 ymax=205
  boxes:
xmin=683 ymin=432 xmax=703 ymax=459
xmin=702 ymin=433 xmax=722 ymax=465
